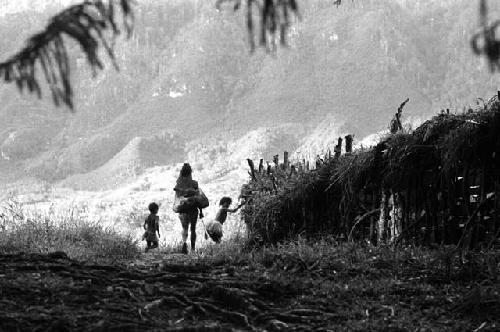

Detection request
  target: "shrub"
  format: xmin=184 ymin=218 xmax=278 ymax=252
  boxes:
xmin=0 ymin=200 xmax=140 ymax=263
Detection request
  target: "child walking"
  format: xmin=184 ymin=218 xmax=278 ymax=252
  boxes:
xmin=143 ymin=202 xmax=160 ymax=252
xmin=205 ymin=197 xmax=242 ymax=243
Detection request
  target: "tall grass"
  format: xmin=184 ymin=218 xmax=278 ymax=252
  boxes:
xmin=199 ymin=236 xmax=500 ymax=283
xmin=0 ymin=199 xmax=141 ymax=263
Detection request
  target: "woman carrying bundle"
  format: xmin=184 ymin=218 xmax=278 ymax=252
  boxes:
xmin=173 ymin=163 xmax=208 ymax=254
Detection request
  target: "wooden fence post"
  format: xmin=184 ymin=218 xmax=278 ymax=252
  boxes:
xmin=345 ymin=134 xmax=353 ymax=154
xmin=334 ymin=137 xmax=342 ymax=159
xmin=258 ymin=159 xmax=264 ymax=173
xmin=284 ymin=151 xmax=289 ymax=169
xmin=370 ymin=190 xmax=378 ymax=244
xmin=494 ymin=181 xmax=500 ymax=246
xmin=247 ymin=159 xmax=256 ymax=181
xmin=271 ymin=175 xmax=278 ymax=193
xmin=273 ymin=155 xmax=279 ymax=169
xmin=315 ymin=155 xmax=322 ymax=168
xmin=378 ymin=189 xmax=390 ymax=244
xmin=389 ymin=191 xmax=403 ymax=242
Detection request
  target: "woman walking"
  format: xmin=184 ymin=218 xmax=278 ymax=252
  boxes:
xmin=173 ymin=163 xmax=206 ymax=254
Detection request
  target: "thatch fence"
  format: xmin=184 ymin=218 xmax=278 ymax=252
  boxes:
xmin=241 ymin=96 xmax=500 ymax=248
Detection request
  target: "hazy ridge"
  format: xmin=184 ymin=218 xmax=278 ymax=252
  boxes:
xmin=0 ymin=0 xmax=499 ymax=188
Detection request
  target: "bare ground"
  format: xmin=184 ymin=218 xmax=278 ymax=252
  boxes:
xmin=0 ymin=250 xmax=499 ymax=332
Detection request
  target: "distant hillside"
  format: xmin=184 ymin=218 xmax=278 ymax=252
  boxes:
xmin=1 ymin=0 xmax=499 ymax=185
xmin=59 ymin=132 xmax=185 ymax=190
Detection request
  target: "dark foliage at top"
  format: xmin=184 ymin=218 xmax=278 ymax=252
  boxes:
xmin=216 ymin=0 xmax=300 ymax=52
xmin=472 ymin=0 xmax=500 ymax=71
xmin=0 ymin=0 xmax=301 ymax=111
xmin=0 ymin=0 xmax=498 ymax=110
xmin=0 ymin=0 xmax=134 ymax=109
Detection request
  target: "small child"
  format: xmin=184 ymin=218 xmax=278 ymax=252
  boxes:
xmin=205 ymin=197 xmax=242 ymax=243
xmin=143 ymin=202 xmax=160 ymax=252
xmin=216 ymin=197 xmax=242 ymax=225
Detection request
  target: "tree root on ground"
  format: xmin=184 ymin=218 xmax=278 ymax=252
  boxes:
xmin=0 ymin=253 xmax=305 ymax=331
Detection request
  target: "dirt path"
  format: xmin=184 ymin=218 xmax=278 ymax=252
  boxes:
xmin=1 ymin=251 xmax=498 ymax=331
xmin=0 ymin=252 xmax=323 ymax=331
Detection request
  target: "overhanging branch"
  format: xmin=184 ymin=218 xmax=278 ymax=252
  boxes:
xmin=216 ymin=0 xmax=300 ymax=52
xmin=0 ymin=0 xmax=134 ymax=109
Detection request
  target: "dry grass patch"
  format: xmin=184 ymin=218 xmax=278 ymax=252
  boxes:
xmin=0 ymin=200 xmax=140 ymax=263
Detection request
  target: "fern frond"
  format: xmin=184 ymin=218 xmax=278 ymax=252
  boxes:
xmin=216 ymin=0 xmax=300 ymax=52
xmin=0 ymin=0 xmax=135 ymax=109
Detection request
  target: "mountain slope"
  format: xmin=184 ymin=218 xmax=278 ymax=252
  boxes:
xmin=1 ymin=0 xmax=499 ymax=185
